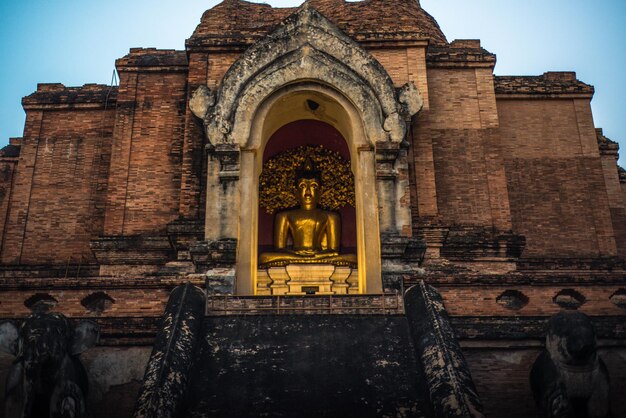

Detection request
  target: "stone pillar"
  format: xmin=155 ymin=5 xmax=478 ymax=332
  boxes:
xmin=375 ymin=141 xmax=399 ymax=235
xmin=205 ymin=143 xmax=240 ymax=241
xmin=357 ymin=147 xmax=382 ymax=293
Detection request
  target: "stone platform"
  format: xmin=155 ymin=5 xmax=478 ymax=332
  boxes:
xmin=256 ymin=264 xmax=358 ymax=296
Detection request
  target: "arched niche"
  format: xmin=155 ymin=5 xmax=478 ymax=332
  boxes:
xmin=258 ymin=120 xmax=356 ymax=256
xmin=193 ymin=6 xmax=424 ymax=295
xmin=236 ymin=85 xmax=382 ymax=295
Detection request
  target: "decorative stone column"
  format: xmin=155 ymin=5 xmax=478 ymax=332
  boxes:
xmin=375 ymin=141 xmax=400 ymax=235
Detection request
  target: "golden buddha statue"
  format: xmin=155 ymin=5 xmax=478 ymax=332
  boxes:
xmin=259 ymin=158 xmax=357 ymax=268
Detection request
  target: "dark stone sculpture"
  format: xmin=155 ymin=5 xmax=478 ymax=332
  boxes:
xmin=0 ymin=312 xmax=99 ymax=418
xmin=530 ymin=311 xmax=610 ymax=418
xmin=404 ymin=281 xmax=485 ymax=418
xmin=133 ymin=283 xmax=206 ymax=418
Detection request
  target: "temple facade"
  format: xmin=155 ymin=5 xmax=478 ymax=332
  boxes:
xmin=0 ymin=0 xmax=624 ymax=416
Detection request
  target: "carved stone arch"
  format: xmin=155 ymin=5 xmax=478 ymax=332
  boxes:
xmin=232 ymin=46 xmax=388 ymax=149
xmin=217 ymin=4 xmax=399 ymax=119
xmin=190 ymin=5 xmax=421 ymax=146
xmin=234 ymin=82 xmax=383 ymax=295
xmin=191 ymin=4 xmax=424 ymax=295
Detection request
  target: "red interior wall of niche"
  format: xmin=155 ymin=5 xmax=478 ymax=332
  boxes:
xmin=258 ymin=119 xmax=357 ymax=254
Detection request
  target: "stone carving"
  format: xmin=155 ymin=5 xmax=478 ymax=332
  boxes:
xmin=0 ymin=312 xmax=99 ymax=418
xmin=530 ymin=311 xmax=610 ymax=418
xmin=382 ymin=113 xmax=407 ymax=143
xmin=398 ymin=82 xmax=424 ymax=118
xmin=188 ymin=85 xmax=215 ymax=121
xmin=189 ymin=6 xmax=422 ymax=147
xmin=134 ymin=283 xmax=206 ymax=418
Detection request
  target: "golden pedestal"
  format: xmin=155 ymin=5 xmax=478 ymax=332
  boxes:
xmin=257 ymin=264 xmax=358 ymax=295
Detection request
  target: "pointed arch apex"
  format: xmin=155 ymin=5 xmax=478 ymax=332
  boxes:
xmin=190 ymin=5 xmax=423 ymax=147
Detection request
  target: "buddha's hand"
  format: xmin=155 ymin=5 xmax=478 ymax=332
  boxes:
xmin=292 ymin=249 xmax=317 ymax=257
xmin=314 ymin=250 xmax=339 ymax=258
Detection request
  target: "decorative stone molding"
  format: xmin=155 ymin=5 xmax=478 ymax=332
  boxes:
xmin=207 ymin=143 xmax=240 ymax=183
xmin=90 ymin=235 xmax=174 ymax=276
xmin=166 ymin=219 xmax=204 ymax=256
xmin=375 ymin=141 xmax=401 ymax=181
xmin=441 ymin=226 xmax=526 ymax=260
xmin=189 ymin=239 xmax=237 ymax=271
xmin=190 ymin=6 xmax=422 ymax=148
xmin=553 ymin=289 xmax=586 ymax=310
xmin=380 ymin=234 xmax=426 ymax=261
xmin=495 ymin=290 xmax=529 ymax=311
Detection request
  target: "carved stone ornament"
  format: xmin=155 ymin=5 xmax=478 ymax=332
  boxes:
xmin=530 ymin=311 xmax=610 ymax=418
xmin=189 ymin=5 xmax=423 ymax=147
xmin=189 ymin=85 xmax=215 ymax=120
xmin=0 ymin=313 xmax=99 ymax=418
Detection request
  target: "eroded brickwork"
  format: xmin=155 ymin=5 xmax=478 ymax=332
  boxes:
xmin=104 ymin=50 xmax=188 ymax=236
xmin=0 ymin=1 xmax=624 ymax=416
xmin=497 ymin=96 xmax=617 ymax=257
xmin=0 ymin=141 xmax=19 ymax=248
xmin=1 ymin=84 xmax=116 ymax=264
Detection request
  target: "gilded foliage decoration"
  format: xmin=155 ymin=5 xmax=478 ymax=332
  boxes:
xmin=259 ymin=145 xmax=355 ymax=214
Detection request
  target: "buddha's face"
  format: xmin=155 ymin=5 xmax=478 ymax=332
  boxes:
xmin=296 ymin=178 xmax=320 ymax=210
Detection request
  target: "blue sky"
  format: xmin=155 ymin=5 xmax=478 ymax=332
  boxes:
xmin=0 ymin=0 xmax=624 ymax=163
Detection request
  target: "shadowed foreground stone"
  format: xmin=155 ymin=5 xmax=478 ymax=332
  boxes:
xmin=404 ymin=281 xmax=485 ymax=418
xmin=185 ymin=315 xmax=430 ymax=417
xmin=133 ymin=283 xmax=206 ymax=418
xmin=530 ymin=311 xmax=610 ymax=418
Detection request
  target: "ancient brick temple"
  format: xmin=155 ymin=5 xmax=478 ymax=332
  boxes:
xmin=0 ymin=0 xmax=624 ymax=416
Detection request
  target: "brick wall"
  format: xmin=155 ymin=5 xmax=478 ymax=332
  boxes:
xmin=178 ymin=51 xmax=240 ymax=221
xmin=497 ymin=99 xmax=617 ymax=258
xmin=179 ymin=52 xmax=208 ymax=219
xmin=437 ymin=285 xmax=625 ymax=317
xmin=1 ymin=103 xmax=115 ymax=264
xmin=598 ymin=131 xmax=626 ymax=259
xmin=104 ymin=51 xmax=188 ymax=236
xmin=0 ymin=288 xmax=169 ymax=318
xmin=0 ymin=153 xmax=18 ymax=250
xmin=420 ymin=67 xmax=512 ymax=230
xmin=464 ymin=346 xmax=626 ymax=418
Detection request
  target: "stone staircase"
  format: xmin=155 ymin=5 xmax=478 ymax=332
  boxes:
xmin=185 ymin=315 xmax=430 ymax=417
xmin=132 ymin=283 xmax=485 ymax=418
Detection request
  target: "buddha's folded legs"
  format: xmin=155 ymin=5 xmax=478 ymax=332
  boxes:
xmin=259 ymin=252 xmax=357 ymax=268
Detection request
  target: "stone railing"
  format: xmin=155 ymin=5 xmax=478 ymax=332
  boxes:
xmin=206 ymin=293 xmax=404 ymax=315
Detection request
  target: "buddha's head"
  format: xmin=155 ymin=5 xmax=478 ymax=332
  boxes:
xmin=295 ymin=156 xmax=322 ymax=210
